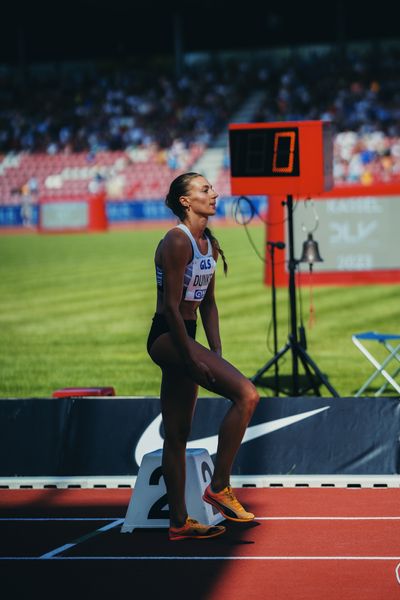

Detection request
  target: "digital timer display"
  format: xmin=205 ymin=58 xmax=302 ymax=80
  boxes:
xmin=229 ymin=120 xmax=333 ymax=196
xmin=229 ymin=127 xmax=300 ymax=178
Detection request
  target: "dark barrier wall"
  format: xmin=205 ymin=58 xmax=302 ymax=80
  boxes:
xmin=0 ymin=396 xmax=399 ymax=477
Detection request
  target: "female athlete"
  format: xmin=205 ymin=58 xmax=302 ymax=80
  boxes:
xmin=147 ymin=172 xmax=260 ymax=541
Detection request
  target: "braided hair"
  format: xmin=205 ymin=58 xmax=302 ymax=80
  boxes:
xmin=165 ymin=172 xmax=228 ymax=275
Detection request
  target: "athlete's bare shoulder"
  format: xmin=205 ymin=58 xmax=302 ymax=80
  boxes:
xmin=160 ymin=226 xmax=192 ymax=264
xmin=163 ymin=226 xmax=190 ymax=249
xmin=164 ymin=225 xmax=187 ymax=241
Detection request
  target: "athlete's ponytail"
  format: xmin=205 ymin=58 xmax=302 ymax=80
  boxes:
xmin=204 ymin=226 xmax=228 ymax=275
xmin=165 ymin=172 xmax=228 ymax=275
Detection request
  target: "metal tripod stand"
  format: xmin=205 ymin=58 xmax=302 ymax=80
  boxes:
xmin=250 ymin=194 xmax=339 ymax=397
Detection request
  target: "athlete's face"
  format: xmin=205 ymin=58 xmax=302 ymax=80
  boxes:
xmin=180 ymin=176 xmax=218 ymax=217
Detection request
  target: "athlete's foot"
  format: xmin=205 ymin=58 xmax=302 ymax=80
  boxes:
xmin=203 ymin=484 xmax=255 ymax=522
xmin=169 ymin=516 xmax=226 ymax=541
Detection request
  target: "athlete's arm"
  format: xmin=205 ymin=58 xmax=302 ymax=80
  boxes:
xmin=162 ymin=229 xmax=195 ymax=359
xmin=199 ymin=273 xmax=222 ymax=356
xmin=162 ymin=229 xmax=216 ymax=385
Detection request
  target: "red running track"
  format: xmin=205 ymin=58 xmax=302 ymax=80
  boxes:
xmin=0 ymin=487 xmax=400 ymax=600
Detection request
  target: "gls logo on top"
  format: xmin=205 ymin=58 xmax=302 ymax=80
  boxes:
xmin=194 ymin=290 xmax=205 ymax=299
xmin=200 ymin=258 xmax=212 ymax=270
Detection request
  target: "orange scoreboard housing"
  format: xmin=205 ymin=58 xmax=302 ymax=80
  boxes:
xmin=229 ymin=120 xmax=333 ymax=197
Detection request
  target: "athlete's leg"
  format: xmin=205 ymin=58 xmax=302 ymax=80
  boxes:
xmin=150 ymin=334 xmax=260 ymax=493
xmin=159 ymin=366 xmax=198 ymax=528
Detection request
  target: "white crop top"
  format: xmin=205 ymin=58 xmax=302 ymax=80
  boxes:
xmin=156 ymin=223 xmax=216 ymax=302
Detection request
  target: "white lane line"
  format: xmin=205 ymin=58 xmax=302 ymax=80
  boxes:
xmin=257 ymin=517 xmax=400 ymax=520
xmin=2 ymin=555 xmax=400 ymax=561
xmin=2 ymin=516 xmax=400 ymax=522
xmin=40 ymin=518 xmax=124 ymax=559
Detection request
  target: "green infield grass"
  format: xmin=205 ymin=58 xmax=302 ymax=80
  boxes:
xmin=0 ymin=224 xmax=399 ymax=398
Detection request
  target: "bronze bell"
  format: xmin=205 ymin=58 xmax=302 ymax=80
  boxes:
xmin=299 ymin=233 xmax=323 ymax=264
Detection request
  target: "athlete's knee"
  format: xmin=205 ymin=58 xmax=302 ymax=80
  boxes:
xmin=246 ymin=382 xmax=260 ymax=413
xmin=237 ymin=380 xmax=260 ymax=418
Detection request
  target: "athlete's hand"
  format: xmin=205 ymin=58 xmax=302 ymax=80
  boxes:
xmin=186 ymin=359 xmax=216 ymax=388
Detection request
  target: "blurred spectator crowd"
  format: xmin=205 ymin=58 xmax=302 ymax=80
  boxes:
xmin=0 ymin=60 xmax=247 ymax=155
xmin=250 ymin=44 xmax=400 ymax=185
xmin=1 ymin=40 xmax=400 ymax=206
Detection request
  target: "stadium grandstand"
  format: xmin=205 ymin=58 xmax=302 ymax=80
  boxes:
xmin=1 ymin=39 xmax=400 ymax=212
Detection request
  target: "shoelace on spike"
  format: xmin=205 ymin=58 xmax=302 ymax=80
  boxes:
xmin=224 ymin=487 xmax=244 ymax=510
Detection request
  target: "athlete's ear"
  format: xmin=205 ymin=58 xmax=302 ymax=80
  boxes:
xmin=179 ymin=195 xmax=190 ymax=210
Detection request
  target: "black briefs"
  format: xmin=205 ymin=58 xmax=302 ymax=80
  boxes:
xmin=147 ymin=313 xmax=197 ymax=354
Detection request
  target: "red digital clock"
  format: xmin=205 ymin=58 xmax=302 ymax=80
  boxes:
xmin=229 ymin=120 xmax=334 ymax=196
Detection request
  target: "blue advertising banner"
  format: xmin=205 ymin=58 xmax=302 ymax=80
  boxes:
xmin=0 ymin=205 xmax=39 ymax=227
xmin=0 ymin=197 xmax=267 ymax=228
